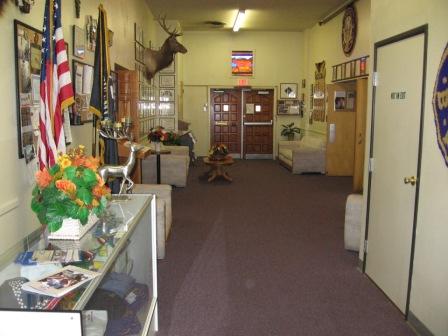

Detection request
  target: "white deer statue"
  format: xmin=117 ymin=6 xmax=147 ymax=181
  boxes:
xmin=98 ymin=141 xmax=143 ymax=194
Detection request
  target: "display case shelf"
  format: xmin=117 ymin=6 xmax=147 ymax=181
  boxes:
xmin=0 ymin=194 xmax=158 ymax=336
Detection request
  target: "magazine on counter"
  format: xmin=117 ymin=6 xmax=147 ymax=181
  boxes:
xmin=15 ymin=249 xmax=81 ymax=266
xmin=21 ymin=265 xmax=100 ymax=298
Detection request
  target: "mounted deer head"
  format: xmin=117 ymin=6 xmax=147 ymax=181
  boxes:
xmin=143 ymin=15 xmax=187 ymax=80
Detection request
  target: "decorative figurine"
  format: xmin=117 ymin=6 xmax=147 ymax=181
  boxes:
xmin=98 ymin=141 xmax=142 ymax=195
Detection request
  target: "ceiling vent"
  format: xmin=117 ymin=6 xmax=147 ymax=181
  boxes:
xmin=203 ymin=21 xmax=225 ymax=29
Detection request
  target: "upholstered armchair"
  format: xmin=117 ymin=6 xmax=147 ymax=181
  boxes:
xmin=278 ymin=134 xmax=326 ymax=174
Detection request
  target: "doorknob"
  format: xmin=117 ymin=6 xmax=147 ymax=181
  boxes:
xmin=404 ymin=176 xmax=417 ymax=186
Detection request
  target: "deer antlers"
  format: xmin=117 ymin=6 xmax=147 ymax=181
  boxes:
xmin=157 ymin=15 xmax=182 ymax=37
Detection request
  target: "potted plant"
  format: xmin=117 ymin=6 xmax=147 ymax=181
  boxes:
xmin=147 ymin=126 xmax=169 ymax=143
xmin=208 ymin=144 xmax=229 ymax=161
xmin=31 ymin=145 xmax=111 ymax=236
xmin=281 ymin=122 xmax=301 ymax=141
xmin=162 ymin=131 xmax=181 ymax=146
xmin=148 ymin=126 xmax=169 ymax=152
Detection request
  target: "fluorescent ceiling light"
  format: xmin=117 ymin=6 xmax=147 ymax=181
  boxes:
xmin=233 ymin=9 xmax=246 ymax=32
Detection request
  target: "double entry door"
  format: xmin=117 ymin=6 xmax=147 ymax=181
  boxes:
xmin=210 ymin=88 xmax=274 ymax=159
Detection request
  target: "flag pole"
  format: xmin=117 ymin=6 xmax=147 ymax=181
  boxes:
xmin=49 ymin=0 xmax=54 ymax=133
xmin=92 ymin=115 xmax=97 ymax=156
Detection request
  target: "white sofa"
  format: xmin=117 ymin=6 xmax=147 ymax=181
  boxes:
xmin=132 ymin=184 xmax=172 ymax=259
xmin=278 ymin=134 xmax=326 ymax=174
xmin=141 ymin=144 xmax=190 ymax=187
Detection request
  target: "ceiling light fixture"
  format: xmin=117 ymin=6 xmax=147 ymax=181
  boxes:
xmin=232 ymin=9 xmax=246 ymax=32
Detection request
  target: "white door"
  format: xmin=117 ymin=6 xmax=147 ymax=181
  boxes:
xmin=365 ymin=31 xmax=426 ymax=313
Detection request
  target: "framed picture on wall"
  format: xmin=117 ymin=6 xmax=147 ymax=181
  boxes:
xmin=159 ymin=102 xmax=175 ymax=116
xmin=72 ymin=25 xmax=85 ymax=59
xmin=159 ymin=117 xmax=175 ymax=130
xmin=159 ymin=89 xmax=175 ymax=101
xmin=72 ymin=59 xmax=94 ymax=123
xmin=279 ymin=83 xmax=298 ymax=99
xmin=14 ymin=19 xmax=42 ymax=161
xmin=231 ymin=50 xmax=254 ymax=76
xmin=159 ymin=74 xmax=175 ymax=88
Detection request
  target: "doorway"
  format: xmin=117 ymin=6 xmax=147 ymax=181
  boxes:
xmin=210 ymin=88 xmax=274 ymax=159
xmin=364 ymin=26 xmax=428 ymax=316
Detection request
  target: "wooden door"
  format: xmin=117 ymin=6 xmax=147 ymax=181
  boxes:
xmin=242 ymin=89 xmax=274 ymax=159
xmin=326 ymin=83 xmax=356 ymax=176
xmin=117 ymin=70 xmax=139 ymax=138
xmin=353 ymin=78 xmax=368 ymax=192
xmin=365 ymin=30 xmax=426 ymax=314
xmin=210 ymin=89 xmax=241 ymax=156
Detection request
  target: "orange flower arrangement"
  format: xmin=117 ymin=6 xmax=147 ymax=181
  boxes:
xmin=31 ymin=145 xmax=111 ymax=233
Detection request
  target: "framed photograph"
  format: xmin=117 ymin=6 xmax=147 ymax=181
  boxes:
xmin=159 ymin=102 xmax=175 ymax=116
xmin=86 ymin=15 xmax=97 ymax=52
xmin=279 ymin=83 xmax=298 ymax=99
xmin=72 ymin=25 xmax=85 ymax=59
xmin=14 ymin=19 xmax=42 ymax=160
xmin=159 ymin=89 xmax=175 ymax=101
xmin=30 ymin=44 xmax=41 ymax=74
xmin=334 ymin=91 xmax=346 ymax=110
xmin=231 ymin=50 xmax=254 ymax=76
xmin=72 ymin=60 xmax=94 ymax=123
xmin=159 ymin=117 xmax=175 ymax=130
xmin=159 ymin=75 xmax=175 ymax=88
xmin=134 ymin=42 xmax=144 ymax=64
xmin=277 ymin=99 xmax=301 ymax=115
xmin=134 ymin=23 xmax=144 ymax=44
xmin=31 ymin=74 xmax=40 ymax=105
xmin=160 ymin=60 xmax=175 ymax=74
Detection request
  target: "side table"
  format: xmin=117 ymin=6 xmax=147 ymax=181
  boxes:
xmin=203 ymin=156 xmax=235 ymax=182
xmin=151 ymin=149 xmax=171 ymax=184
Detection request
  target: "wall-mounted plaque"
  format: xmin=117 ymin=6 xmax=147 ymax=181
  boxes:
xmin=341 ymin=5 xmax=357 ymax=57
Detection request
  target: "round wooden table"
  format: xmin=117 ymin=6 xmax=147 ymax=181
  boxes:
xmin=203 ymin=156 xmax=234 ymax=182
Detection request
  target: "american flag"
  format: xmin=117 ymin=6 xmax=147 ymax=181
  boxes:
xmin=39 ymin=0 xmax=74 ymax=169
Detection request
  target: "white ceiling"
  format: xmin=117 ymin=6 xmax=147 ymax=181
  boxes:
xmin=146 ymin=0 xmax=350 ymax=32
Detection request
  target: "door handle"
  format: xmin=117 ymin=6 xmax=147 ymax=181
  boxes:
xmin=357 ymin=133 xmax=363 ymax=145
xmin=244 ymin=120 xmax=273 ymax=126
xmin=404 ymin=176 xmax=417 ymax=186
xmin=215 ymin=121 xmax=228 ymax=126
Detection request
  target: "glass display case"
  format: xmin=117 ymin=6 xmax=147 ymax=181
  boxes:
xmin=0 ymin=194 xmax=158 ymax=336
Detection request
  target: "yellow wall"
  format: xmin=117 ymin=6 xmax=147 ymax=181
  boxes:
xmin=0 ymin=0 xmax=156 ymax=257
xmin=302 ymin=0 xmax=371 ymax=134
xmin=181 ymin=31 xmax=304 ymax=156
xmin=358 ymin=0 xmax=448 ymax=334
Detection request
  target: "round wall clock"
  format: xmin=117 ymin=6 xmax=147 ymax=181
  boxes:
xmin=341 ymin=6 xmax=357 ymax=57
